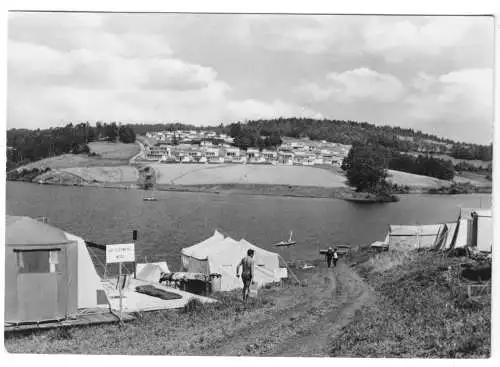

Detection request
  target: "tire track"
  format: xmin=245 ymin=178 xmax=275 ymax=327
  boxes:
xmin=192 ymin=263 xmax=372 ymax=357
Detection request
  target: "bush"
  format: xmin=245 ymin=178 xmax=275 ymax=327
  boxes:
xmin=183 ymin=298 xmax=205 ymax=313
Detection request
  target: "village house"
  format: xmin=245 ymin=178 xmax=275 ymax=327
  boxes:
xmin=262 ymin=150 xmax=278 ymax=162
xmin=246 ymin=148 xmax=260 ymax=161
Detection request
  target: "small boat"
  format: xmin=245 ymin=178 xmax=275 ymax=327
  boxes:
xmin=143 ymin=188 xmax=158 ymax=201
xmin=274 ymin=231 xmax=297 ymax=247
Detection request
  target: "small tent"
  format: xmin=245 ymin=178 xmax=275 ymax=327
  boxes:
xmin=135 ymin=262 xmax=170 ymax=283
xmin=472 ymin=209 xmax=492 ymax=253
xmin=181 ymin=230 xmax=281 ymax=291
xmin=5 ymin=216 xmax=107 ymax=324
xmin=387 ymin=224 xmax=442 ymax=251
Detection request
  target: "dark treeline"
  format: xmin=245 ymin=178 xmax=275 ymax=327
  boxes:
xmin=342 ymin=142 xmax=456 ymax=181
xmin=6 ymin=122 xmax=136 ymax=171
xmin=450 ymin=144 xmax=493 ymax=161
xmin=225 ymin=118 xmax=452 ymax=152
xmin=126 ymin=123 xmax=199 ymax=136
xmin=389 ymin=152 xmax=455 ymax=180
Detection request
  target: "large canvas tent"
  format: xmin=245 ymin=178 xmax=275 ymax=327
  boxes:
xmin=442 ymin=208 xmax=492 ymax=252
xmin=5 ymin=216 xmax=107 ymax=324
xmin=432 ymin=208 xmax=492 ymax=253
xmin=181 ymin=230 xmax=282 ymax=291
xmin=387 ymin=224 xmax=442 ymax=251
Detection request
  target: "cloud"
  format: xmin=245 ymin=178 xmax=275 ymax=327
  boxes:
xmin=226 ymin=99 xmax=323 ymax=121
xmin=296 ymin=68 xmax=404 ymax=103
xmin=405 ymin=69 xmax=493 ymax=143
xmin=362 ymin=17 xmax=492 ymax=63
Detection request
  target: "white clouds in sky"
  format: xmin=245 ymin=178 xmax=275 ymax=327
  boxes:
xmin=7 ymin=13 xmax=494 ymax=143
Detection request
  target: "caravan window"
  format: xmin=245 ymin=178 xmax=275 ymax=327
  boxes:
xmin=15 ymin=249 xmax=61 ymax=274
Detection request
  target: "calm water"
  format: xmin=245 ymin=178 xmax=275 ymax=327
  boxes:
xmin=6 ymin=182 xmax=492 ymax=270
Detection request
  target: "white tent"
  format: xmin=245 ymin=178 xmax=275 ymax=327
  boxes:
xmin=136 ymin=262 xmax=170 ymax=283
xmin=181 ymin=230 xmax=282 ymax=291
xmin=472 ymin=209 xmax=492 ymax=252
xmin=64 ymin=232 xmax=108 ymax=309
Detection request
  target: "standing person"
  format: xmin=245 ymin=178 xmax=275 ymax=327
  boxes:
xmin=333 ymin=248 xmax=339 ymax=268
xmin=236 ymin=249 xmax=255 ymax=302
xmin=326 ymin=246 xmax=334 ymax=268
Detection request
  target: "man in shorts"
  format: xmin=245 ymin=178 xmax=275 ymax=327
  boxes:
xmin=236 ymin=249 xmax=255 ymax=302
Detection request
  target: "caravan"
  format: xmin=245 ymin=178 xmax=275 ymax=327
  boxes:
xmin=5 ymin=216 xmax=108 ymax=324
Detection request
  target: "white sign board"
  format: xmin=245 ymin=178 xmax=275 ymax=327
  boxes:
xmin=106 ymin=243 xmax=135 ymax=263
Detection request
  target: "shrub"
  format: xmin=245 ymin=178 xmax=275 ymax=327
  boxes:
xmin=183 ymin=298 xmax=205 ymax=313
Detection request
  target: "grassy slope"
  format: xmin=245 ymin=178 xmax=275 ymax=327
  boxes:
xmin=330 ymin=251 xmax=491 ymax=358
xmin=16 ymin=142 xmax=139 ymax=171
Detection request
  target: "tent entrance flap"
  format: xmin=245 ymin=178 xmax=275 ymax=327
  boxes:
xmin=16 ymin=273 xmax=65 ymax=322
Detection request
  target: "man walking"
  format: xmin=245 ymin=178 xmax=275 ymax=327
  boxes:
xmin=236 ymin=249 xmax=255 ymax=302
xmin=333 ymin=248 xmax=339 ymax=268
xmin=326 ymin=246 xmax=334 ymax=268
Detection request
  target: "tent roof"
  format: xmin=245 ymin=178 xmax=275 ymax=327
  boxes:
xmin=6 ymin=216 xmax=73 ymax=246
xmin=389 ymin=224 xmax=441 ymax=236
xmin=181 ymin=230 xmax=225 ymax=259
xmin=182 ymin=230 xmax=279 ymax=260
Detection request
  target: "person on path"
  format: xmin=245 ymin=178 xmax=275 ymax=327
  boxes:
xmin=326 ymin=246 xmax=334 ymax=268
xmin=236 ymin=249 xmax=255 ymax=302
xmin=333 ymin=248 xmax=339 ymax=267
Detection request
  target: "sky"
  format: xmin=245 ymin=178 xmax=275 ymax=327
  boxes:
xmin=7 ymin=12 xmax=495 ymax=144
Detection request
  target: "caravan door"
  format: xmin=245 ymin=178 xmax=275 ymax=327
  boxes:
xmin=15 ymin=248 xmax=69 ymax=322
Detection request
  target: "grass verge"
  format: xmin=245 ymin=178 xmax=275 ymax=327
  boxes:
xmin=331 ymin=251 xmax=491 ymax=358
xmin=4 ymin=284 xmax=282 ymax=354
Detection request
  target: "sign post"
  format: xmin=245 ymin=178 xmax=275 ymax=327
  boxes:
xmin=106 ymin=243 xmax=135 ymax=321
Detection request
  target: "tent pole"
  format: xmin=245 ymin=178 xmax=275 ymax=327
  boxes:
xmin=278 ymin=255 xmax=300 ymax=285
xmin=118 ymin=262 xmax=123 ymax=322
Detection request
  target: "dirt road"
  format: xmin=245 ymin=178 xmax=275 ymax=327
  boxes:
xmin=192 ymin=261 xmax=373 ymax=357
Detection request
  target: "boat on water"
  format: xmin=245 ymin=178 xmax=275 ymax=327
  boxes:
xmin=274 ymin=231 xmax=297 ymax=247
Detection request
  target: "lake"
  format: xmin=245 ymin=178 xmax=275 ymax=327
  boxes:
xmin=6 ymin=182 xmax=492 ymax=272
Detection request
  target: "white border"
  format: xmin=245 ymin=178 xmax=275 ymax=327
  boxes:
xmin=1 ymin=2 xmax=499 ymax=367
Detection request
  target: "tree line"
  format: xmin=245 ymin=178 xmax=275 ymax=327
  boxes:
xmin=6 ymin=122 xmax=136 ymax=171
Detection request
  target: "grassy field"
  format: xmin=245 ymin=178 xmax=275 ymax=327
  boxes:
xmin=88 ymin=142 xmax=140 ymax=160
xmin=16 ymin=142 xmax=139 ymax=171
xmin=386 ymin=169 xmax=451 ymax=188
xmin=330 ymin=250 xmax=491 ymax=358
xmin=63 ymin=166 xmax=139 ymax=183
xmin=151 ymin=164 xmax=348 ymax=188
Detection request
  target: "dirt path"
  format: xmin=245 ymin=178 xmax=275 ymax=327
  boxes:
xmin=193 ymin=262 xmax=373 ymax=357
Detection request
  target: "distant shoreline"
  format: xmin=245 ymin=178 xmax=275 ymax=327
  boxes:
xmin=8 ymin=179 xmax=492 ymax=202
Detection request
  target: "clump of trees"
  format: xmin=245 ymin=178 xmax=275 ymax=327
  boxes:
xmin=228 ymin=123 xmax=282 ymax=150
xmin=341 ymin=143 xmax=390 ymax=193
xmin=341 ymin=141 xmax=459 ymax=197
